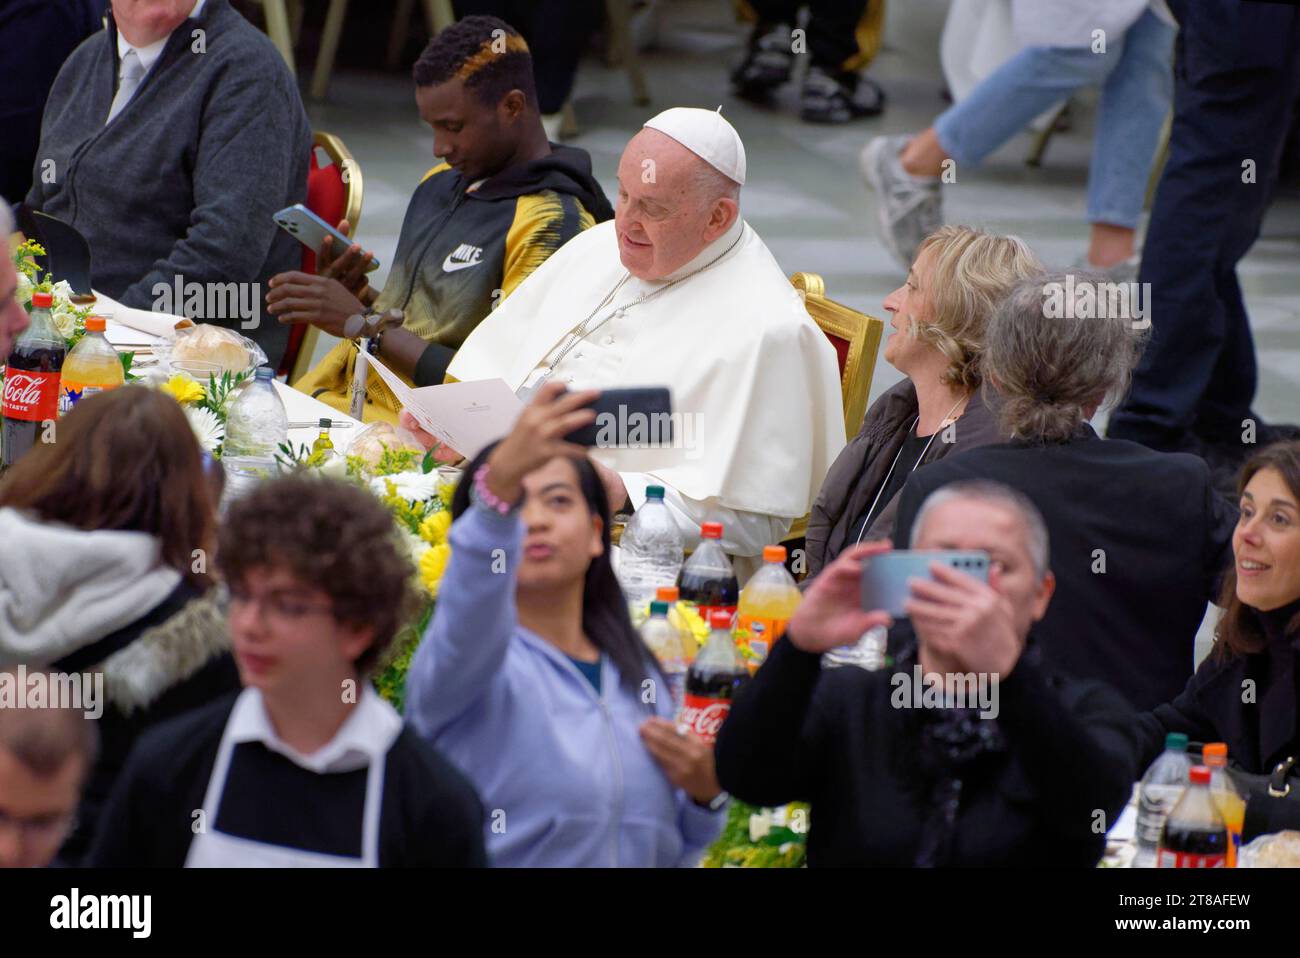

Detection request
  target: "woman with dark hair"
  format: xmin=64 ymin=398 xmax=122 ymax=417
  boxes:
xmin=0 ymin=385 xmax=237 ymax=863
xmin=1136 ymin=442 xmax=1300 ymax=835
xmin=405 ymin=382 xmax=726 ymax=866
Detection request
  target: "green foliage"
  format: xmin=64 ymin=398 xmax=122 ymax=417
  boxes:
xmin=199 ymin=369 xmax=249 ymax=423
xmin=274 ymin=440 xmax=331 ymax=472
xmin=371 ymin=602 xmax=434 ymax=711
xmin=700 ymin=800 xmax=808 ymax=868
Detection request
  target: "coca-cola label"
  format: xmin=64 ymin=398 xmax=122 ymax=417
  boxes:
xmin=680 ymin=694 xmax=731 ymax=744
xmin=1156 ymin=849 xmax=1225 ymax=868
xmin=2 ymin=370 xmax=60 ymax=422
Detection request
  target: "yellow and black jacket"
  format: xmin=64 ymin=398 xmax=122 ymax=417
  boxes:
xmin=296 ymin=144 xmax=612 ymax=421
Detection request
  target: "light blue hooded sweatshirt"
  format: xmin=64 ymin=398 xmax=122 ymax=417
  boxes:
xmin=404 ymin=504 xmax=723 ymax=867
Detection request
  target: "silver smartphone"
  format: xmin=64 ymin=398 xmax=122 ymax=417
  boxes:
xmin=860 ymin=550 xmax=990 ymax=617
xmin=273 ymin=204 xmax=380 ymax=271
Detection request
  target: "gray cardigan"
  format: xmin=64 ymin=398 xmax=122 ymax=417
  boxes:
xmin=25 ymin=0 xmax=310 ymax=365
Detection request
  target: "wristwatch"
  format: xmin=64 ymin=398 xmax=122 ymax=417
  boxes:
xmin=343 ymin=309 xmax=403 ymax=356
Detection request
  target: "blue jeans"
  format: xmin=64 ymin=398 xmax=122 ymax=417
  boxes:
xmin=934 ymin=8 xmax=1175 ymax=228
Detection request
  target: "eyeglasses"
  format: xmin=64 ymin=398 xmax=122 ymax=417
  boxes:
xmin=227 ymin=589 xmax=336 ymax=625
xmin=0 ymin=807 xmax=77 ymax=844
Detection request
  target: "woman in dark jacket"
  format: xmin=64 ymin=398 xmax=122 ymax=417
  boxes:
xmin=0 ymin=387 xmax=235 ymax=863
xmin=1136 ymin=442 xmax=1300 ymax=835
xmin=892 ymin=271 xmax=1238 ymax=711
xmin=806 ymin=225 xmax=1039 ymax=577
xmin=718 ymin=480 xmax=1136 ymax=866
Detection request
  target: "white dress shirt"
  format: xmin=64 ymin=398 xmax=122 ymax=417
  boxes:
xmin=116 ymin=0 xmax=208 ymax=75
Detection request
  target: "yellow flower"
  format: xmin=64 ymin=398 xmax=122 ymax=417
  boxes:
xmin=160 ymin=373 xmax=204 ymax=405
xmin=418 ymin=509 xmax=452 ymax=545
xmin=438 ymin=480 xmax=455 ymax=510
xmin=419 ymin=543 xmax=452 ymax=597
xmin=671 ymin=602 xmax=709 ymax=658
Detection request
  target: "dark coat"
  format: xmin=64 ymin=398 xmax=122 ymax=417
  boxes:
xmin=805 ymin=379 xmax=1004 ymax=578
xmin=891 ymin=426 xmax=1237 ymax=711
xmin=715 ymin=637 xmax=1138 ymax=867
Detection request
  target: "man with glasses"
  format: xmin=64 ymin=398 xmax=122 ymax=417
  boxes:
xmin=88 ymin=475 xmax=485 ymax=867
xmin=0 ymin=666 xmax=97 ymax=868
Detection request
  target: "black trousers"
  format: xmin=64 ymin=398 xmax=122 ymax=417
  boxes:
xmin=1109 ymin=0 xmax=1300 ymax=448
xmin=747 ymin=0 xmax=870 ymax=72
xmin=453 ymin=0 xmax=602 ymax=114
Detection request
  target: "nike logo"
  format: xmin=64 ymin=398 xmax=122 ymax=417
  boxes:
xmin=442 ymin=243 xmax=484 ymax=272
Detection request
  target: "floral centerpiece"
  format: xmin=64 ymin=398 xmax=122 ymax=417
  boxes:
xmin=157 ymin=370 xmax=248 ymax=457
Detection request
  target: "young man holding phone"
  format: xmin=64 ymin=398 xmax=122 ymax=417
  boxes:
xmin=273 ymin=15 xmax=612 ymax=422
xmin=714 ymin=480 xmax=1137 ymax=867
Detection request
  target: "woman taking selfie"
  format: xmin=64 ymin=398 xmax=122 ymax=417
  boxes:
xmin=405 ymin=382 xmax=726 ymax=866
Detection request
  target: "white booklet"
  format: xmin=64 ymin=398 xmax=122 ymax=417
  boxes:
xmin=363 ymin=352 xmax=524 ymax=459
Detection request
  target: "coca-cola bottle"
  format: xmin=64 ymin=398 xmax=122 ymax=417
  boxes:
xmin=679 ymin=610 xmax=749 ymax=745
xmin=2 ymin=291 xmax=66 ymax=469
xmin=678 ymin=521 xmax=739 ymax=621
xmin=1157 ymin=765 xmax=1229 ymax=869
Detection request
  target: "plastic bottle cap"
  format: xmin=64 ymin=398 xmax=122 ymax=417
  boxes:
xmin=254 ymin=366 xmax=274 ymax=382
xmin=31 ymin=291 xmax=53 ymax=308
xmin=85 ymin=316 xmax=106 ymax=332
xmin=649 ymin=601 xmax=669 ymax=616
xmin=1203 ymin=742 xmax=1228 ymax=765
xmin=708 ymin=610 xmax=732 ymax=629
xmin=763 ymin=545 xmax=787 ymax=563
xmin=1164 ymin=732 xmax=1189 ymax=751
xmin=318 ymin=417 xmax=330 ymax=428
xmin=700 ymin=522 xmax=723 ymax=539
xmin=1188 ymin=765 xmax=1211 ymax=785
xmin=655 ymin=586 xmax=679 ymax=602
xmin=645 ymin=485 xmax=665 ymax=499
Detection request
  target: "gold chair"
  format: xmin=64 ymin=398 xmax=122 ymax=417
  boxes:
xmin=783 ymin=272 xmax=885 ymax=553
xmin=288 ymin=131 xmax=365 ymax=385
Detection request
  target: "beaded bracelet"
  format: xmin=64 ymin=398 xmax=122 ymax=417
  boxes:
xmin=471 ymin=462 xmax=519 ymax=516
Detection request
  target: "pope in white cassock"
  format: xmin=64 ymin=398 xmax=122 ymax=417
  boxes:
xmin=440 ymin=107 xmax=845 ymax=558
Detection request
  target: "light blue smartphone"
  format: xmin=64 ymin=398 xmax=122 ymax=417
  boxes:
xmin=273 ymin=204 xmax=380 ymax=271
xmin=860 ymin=550 xmax=990 ymax=617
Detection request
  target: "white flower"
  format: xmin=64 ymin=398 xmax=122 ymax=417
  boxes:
xmin=50 ymin=309 xmax=77 ymax=338
xmin=184 ymin=405 xmax=224 ymax=453
xmin=317 ymin=455 xmax=348 ymax=480
xmin=400 ymin=529 xmax=430 ymax=566
xmin=15 ymin=272 xmax=32 ymax=307
xmin=50 ymin=279 xmax=75 ymax=305
xmin=368 ymin=470 xmax=441 ymax=504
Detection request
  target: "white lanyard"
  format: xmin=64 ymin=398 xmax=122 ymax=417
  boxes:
xmin=853 ymin=395 xmax=967 ymax=546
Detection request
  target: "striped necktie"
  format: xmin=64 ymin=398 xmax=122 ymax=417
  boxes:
xmin=106 ymin=49 xmax=145 ymax=124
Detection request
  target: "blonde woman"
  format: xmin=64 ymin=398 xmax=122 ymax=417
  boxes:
xmin=806 ymin=225 xmax=1042 ymax=577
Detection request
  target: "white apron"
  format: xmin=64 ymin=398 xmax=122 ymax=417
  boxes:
xmin=184 ymin=703 xmax=393 ymax=868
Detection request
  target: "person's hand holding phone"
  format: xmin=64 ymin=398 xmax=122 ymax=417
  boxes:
xmin=483 ymin=381 xmax=599 ymax=504
xmin=318 ymin=218 xmax=377 ymax=304
xmin=785 ymin=542 xmax=895 ymax=654
xmin=904 ymin=563 xmax=1022 ymax=679
xmin=265 ymin=271 xmax=366 ymax=336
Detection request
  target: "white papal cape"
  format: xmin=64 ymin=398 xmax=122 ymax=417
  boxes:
xmin=448 ymin=218 xmax=846 ymax=525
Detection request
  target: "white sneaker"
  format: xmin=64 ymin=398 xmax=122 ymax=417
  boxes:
xmin=860 ymin=134 xmax=942 ymax=271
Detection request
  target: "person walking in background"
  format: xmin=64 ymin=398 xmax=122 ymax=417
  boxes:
xmin=1107 ymin=1 xmax=1300 ymax=481
xmin=731 ymin=0 xmax=885 ymax=123
xmin=862 ymin=0 xmax=1174 ymax=274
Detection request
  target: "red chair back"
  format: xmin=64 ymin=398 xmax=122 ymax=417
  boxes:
xmin=277 ymin=145 xmax=349 ymax=377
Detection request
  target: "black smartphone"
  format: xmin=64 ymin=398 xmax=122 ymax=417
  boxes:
xmin=562 ymin=387 xmax=674 ymax=447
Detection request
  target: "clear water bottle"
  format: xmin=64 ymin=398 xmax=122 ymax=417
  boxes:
xmin=221 ymin=366 xmax=287 ymax=506
xmin=618 ymin=485 xmax=684 ymax=615
xmin=641 ymin=600 xmax=687 ymax=710
xmin=1133 ymin=732 xmax=1192 ymax=868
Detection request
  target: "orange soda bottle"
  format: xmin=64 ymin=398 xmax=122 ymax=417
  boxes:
xmin=59 ymin=316 xmax=124 ymax=414
xmin=736 ymin=545 xmax=801 ymax=671
xmin=1203 ymin=742 xmax=1245 ymax=867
